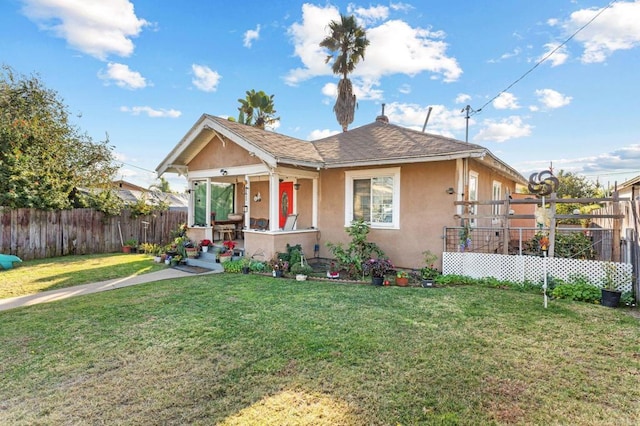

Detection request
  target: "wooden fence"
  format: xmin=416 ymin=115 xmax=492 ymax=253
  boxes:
xmin=0 ymin=208 xmax=187 ymax=261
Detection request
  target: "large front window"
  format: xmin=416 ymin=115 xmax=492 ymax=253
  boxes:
xmin=192 ymin=181 xmax=235 ymax=226
xmin=345 ymin=168 xmax=400 ymax=229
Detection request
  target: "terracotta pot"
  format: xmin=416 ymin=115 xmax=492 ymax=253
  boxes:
xmin=396 ymin=277 xmax=409 ymax=287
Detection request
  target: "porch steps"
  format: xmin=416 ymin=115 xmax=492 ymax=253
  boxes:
xmin=185 ymin=251 xmax=223 ymax=271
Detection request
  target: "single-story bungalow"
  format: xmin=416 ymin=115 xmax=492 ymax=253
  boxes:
xmin=156 ymin=113 xmax=526 ymax=268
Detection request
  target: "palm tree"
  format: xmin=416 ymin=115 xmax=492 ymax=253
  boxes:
xmin=320 ymin=14 xmax=369 ymax=132
xmin=237 ymin=89 xmax=279 ymax=130
xmin=149 ymin=177 xmax=172 ymax=193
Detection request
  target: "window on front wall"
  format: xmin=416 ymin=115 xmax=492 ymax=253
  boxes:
xmin=492 ymin=181 xmax=502 ymax=216
xmin=345 ymin=168 xmax=400 ymax=229
xmin=192 ymin=181 xmax=235 ymax=226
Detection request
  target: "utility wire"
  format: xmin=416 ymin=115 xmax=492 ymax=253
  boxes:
xmin=472 ymin=0 xmax=618 ymax=116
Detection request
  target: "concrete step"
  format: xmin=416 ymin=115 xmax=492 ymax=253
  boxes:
xmin=186 ymin=257 xmax=224 ymax=271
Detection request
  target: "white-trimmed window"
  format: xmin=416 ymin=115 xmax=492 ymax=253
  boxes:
xmin=492 ymin=181 xmax=502 ymax=216
xmin=345 ymin=168 xmax=400 ymax=229
xmin=468 ymin=171 xmax=478 ymax=226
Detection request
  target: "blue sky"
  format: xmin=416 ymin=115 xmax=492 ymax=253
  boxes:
xmin=2 ymin=0 xmax=639 ymax=192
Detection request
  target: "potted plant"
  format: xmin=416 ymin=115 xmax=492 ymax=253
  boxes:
xmin=240 ymin=256 xmax=251 ymax=274
xmin=601 ymin=261 xmax=622 ymax=308
xmin=420 ymin=250 xmax=441 ymax=287
xmin=362 ymin=257 xmax=394 ymax=286
xmin=200 ymin=239 xmax=212 ymax=253
xmin=270 ymin=258 xmax=289 ymax=277
xmin=326 ymin=261 xmax=340 ymax=279
xmin=291 ymin=262 xmax=313 ymax=281
xmin=122 ymin=238 xmax=138 ymax=254
xmin=395 ymin=270 xmax=409 ymax=287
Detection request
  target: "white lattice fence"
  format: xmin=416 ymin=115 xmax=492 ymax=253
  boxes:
xmin=443 ymin=252 xmax=633 ymax=292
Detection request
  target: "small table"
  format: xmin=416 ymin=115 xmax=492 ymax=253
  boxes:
xmin=213 ymin=219 xmax=243 ymax=240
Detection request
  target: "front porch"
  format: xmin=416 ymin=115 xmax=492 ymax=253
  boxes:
xmin=183 ymin=227 xmax=320 ymax=271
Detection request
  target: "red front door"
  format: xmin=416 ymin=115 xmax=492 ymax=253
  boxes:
xmin=279 ymin=182 xmax=293 ymax=228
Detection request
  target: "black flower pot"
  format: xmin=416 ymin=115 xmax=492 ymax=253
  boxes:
xmin=372 ymin=276 xmax=384 ymax=286
xmin=421 ymin=279 xmax=434 ymax=288
xmin=601 ymin=288 xmax=621 ymax=308
xmin=242 ymin=267 xmax=250 ymax=274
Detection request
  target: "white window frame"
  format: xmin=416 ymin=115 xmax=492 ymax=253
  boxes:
xmin=492 ymin=181 xmax=502 ymax=216
xmin=468 ymin=171 xmax=479 ymax=227
xmin=345 ymin=167 xmax=400 ymax=229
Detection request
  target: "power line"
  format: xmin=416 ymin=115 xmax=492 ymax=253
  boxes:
xmin=118 ymin=161 xmax=157 ymax=175
xmin=471 ymin=0 xmax=618 ymax=116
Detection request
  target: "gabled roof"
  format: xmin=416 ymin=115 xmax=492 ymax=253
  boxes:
xmin=619 ymin=174 xmax=640 ymax=189
xmin=157 ymin=114 xmax=526 ymax=185
xmin=313 ymin=120 xmax=488 ymax=167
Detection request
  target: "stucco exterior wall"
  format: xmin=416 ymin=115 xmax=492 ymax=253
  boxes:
xmin=188 ymin=136 xmax=261 ymax=171
xmin=316 ymin=162 xmax=461 ymax=270
xmin=315 ymin=160 xmax=519 ymax=270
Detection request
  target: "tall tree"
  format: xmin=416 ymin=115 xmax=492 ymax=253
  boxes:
xmin=320 ymin=14 xmax=369 ymax=132
xmin=0 ymin=65 xmax=118 ymax=210
xmin=237 ymin=89 xmax=279 ymax=130
xmin=149 ymin=176 xmax=172 ymax=193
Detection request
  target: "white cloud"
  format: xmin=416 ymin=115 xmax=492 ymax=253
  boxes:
xmin=455 ymin=93 xmax=471 ymax=104
xmin=120 ymin=106 xmax=181 ymax=118
xmin=493 ymin=92 xmax=520 ymax=110
xmin=20 ymin=0 xmax=149 ymax=60
xmin=488 ymin=47 xmax=521 ymax=63
xmin=383 ymin=102 xmax=467 ymax=137
xmin=321 ymin=79 xmax=383 ymax=102
xmin=191 ymin=64 xmax=221 ymax=92
xmin=347 ymin=5 xmax=389 ymax=25
xmin=285 ymin=4 xmax=462 ymax=86
xmin=308 ymin=129 xmax=340 ymax=140
xmin=243 ymin=25 xmax=260 ymax=48
xmin=98 ymin=62 xmax=148 ymax=89
xmin=535 ymin=88 xmax=572 ymax=108
xmin=390 ymin=2 xmax=414 ymax=13
xmin=537 ymin=42 xmax=569 ymax=67
xmin=474 ymin=116 xmax=532 ymax=143
xmin=398 ymin=84 xmax=411 ymax=94
xmin=560 ymin=1 xmax=640 ymax=63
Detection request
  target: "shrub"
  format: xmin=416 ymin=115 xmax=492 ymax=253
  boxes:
xmin=223 ymin=260 xmax=243 ymax=273
xmin=551 ymin=282 xmax=601 ymax=303
xmin=326 ymin=219 xmax=385 ymax=279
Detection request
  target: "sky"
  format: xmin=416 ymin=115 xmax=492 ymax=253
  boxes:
xmin=1 ymin=0 xmax=639 ymax=192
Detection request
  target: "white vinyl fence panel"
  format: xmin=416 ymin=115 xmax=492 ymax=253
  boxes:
xmin=443 ymin=252 xmax=633 ymax=293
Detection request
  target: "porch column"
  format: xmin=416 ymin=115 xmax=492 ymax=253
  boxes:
xmin=205 ymin=178 xmax=212 ymax=226
xmin=187 ymin=179 xmax=194 ymax=226
xmin=312 ymin=177 xmax=318 ymax=228
xmin=269 ymin=172 xmax=279 ymax=231
xmin=243 ymin=176 xmax=251 ymax=230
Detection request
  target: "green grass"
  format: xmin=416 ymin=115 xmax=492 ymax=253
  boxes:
xmin=0 ymin=253 xmax=168 ymax=298
xmin=0 ymin=274 xmax=638 ymax=425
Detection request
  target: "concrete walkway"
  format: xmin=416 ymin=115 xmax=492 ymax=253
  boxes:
xmin=0 ymin=267 xmax=215 ymax=312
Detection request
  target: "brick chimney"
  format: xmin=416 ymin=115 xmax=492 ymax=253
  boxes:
xmin=375 ymin=103 xmax=389 ymax=124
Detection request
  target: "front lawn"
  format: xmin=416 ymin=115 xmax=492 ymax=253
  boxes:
xmin=0 ymin=274 xmax=638 ymax=424
xmin=0 ymin=253 xmax=167 ymax=298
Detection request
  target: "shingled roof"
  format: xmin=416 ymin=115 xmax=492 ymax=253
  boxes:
xmin=312 ymin=120 xmax=488 ymax=167
xmin=157 ymin=114 xmax=526 ymax=184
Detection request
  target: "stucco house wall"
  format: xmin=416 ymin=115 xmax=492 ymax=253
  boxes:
xmin=156 ymin=114 xmax=526 ymax=271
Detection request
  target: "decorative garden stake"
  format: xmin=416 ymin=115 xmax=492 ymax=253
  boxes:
xmin=528 ymin=170 xmax=559 ymax=308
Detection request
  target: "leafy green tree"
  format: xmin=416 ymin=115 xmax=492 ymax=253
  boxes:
xmin=0 ymin=65 xmax=119 ymax=210
xmin=237 ymin=89 xmax=279 ymax=129
xmin=320 ymin=14 xmax=369 ymax=132
xmin=555 ymin=170 xmax=602 ymax=199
